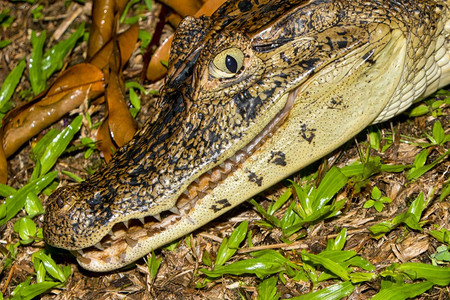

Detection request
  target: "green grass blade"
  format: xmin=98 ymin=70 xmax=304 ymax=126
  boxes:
xmin=258 ymin=276 xmax=280 ymax=300
xmin=371 ymin=281 xmax=433 ymax=300
xmin=407 ymin=150 xmax=449 ymax=180
xmin=315 ymin=167 xmax=347 ymax=208
xmin=215 ymin=221 xmax=248 ymax=266
xmin=29 ymin=30 xmax=46 ymax=95
xmin=396 ymin=263 xmax=450 ymax=286
xmin=302 ymin=252 xmax=350 ymax=281
xmin=0 ymin=171 xmax=57 ymax=226
xmin=42 ymin=24 xmax=85 ymax=80
xmin=0 ymin=184 xmax=16 ymax=197
xmin=12 ymin=281 xmax=59 ymax=300
xmin=32 ymin=251 xmax=67 ymax=282
xmin=267 ymin=188 xmax=291 ymax=215
xmin=39 ymin=115 xmax=83 ymax=176
xmin=287 ymin=281 xmax=354 ymax=300
xmin=0 ymin=60 xmax=25 ymax=111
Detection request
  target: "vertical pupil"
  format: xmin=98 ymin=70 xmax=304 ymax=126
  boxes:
xmin=225 ymin=55 xmax=238 ymax=73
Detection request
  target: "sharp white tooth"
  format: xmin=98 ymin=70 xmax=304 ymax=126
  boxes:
xmin=169 ymin=207 xmax=180 ymax=215
xmin=207 ymin=170 xmax=212 ymax=175
xmin=153 ymin=213 xmax=161 ymax=221
xmin=123 ymin=220 xmax=129 ymax=228
xmin=197 ymin=191 xmax=207 ymax=199
xmin=77 ymin=249 xmax=84 ymax=256
xmin=183 ymin=190 xmax=190 ymax=196
xmin=194 ymin=178 xmax=200 ymax=184
xmin=94 ymin=243 xmax=104 ymax=251
xmin=139 ymin=217 xmax=145 ymax=225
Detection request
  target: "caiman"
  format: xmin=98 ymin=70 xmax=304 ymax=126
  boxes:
xmin=44 ymin=0 xmax=450 ymax=272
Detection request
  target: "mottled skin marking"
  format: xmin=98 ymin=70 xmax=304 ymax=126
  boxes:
xmin=299 ymin=123 xmax=316 ymax=144
xmin=268 ymin=151 xmax=287 ymax=166
xmin=44 ymin=0 xmax=450 ymax=272
xmin=210 ymin=199 xmax=232 ymax=213
xmin=247 ymin=170 xmax=263 ymax=186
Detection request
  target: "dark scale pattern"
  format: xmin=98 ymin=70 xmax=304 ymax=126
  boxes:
xmin=44 ymin=0 xmax=449 ymax=264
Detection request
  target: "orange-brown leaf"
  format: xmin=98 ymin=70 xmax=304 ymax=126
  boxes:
xmin=89 ymin=24 xmax=139 ymax=70
xmin=96 ymin=115 xmax=114 ymax=162
xmin=1 ymin=63 xmax=104 ymax=158
xmin=88 ymin=0 xmax=116 ymax=58
xmin=105 ymin=70 xmax=138 ymax=148
xmin=159 ymin=0 xmax=202 ymax=17
xmin=88 ymin=0 xmax=129 ymax=58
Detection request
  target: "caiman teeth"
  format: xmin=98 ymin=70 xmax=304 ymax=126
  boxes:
xmin=139 ymin=217 xmax=145 ymax=224
xmin=123 ymin=220 xmax=129 ymax=228
xmin=94 ymin=242 xmax=104 ymax=251
xmin=169 ymin=207 xmax=180 ymax=215
xmin=153 ymin=213 xmax=161 ymax=222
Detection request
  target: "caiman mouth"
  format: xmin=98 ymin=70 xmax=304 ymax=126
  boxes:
xmin=74 ymin=88 xmax=298 ymax=268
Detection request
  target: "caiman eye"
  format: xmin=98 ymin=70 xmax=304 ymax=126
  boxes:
xmin=209 ymin=47 xmax=244 ymax=78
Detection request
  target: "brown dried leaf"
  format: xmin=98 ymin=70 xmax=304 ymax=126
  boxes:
xmin=1 ymin=63 xmax=104 ymax=158
xmin=96 ymin=116 xmax=115 ymax=162
xmin=88 ymin=0 xmax=115 ymax=58
xmin=88 ymin=0 xmax=129 ymax=58
xmin=146 ymin=0 xmax=227 ymax=81
xmin=146 ymin=36 xmax=172 ymax=82
xmin=105 ymin=70 xmax=138 ymax=148
xmin=159 ymin=0 xmax=203 ymax=17
xmin=89 ymin=24 xmax=139 ymax=70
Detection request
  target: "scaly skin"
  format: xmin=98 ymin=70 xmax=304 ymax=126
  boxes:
xmin=44 ymin=0 xmax=450 ymax=271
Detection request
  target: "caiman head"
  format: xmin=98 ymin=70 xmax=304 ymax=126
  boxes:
xmin=44 ymin=0 xmax=450 ymax=271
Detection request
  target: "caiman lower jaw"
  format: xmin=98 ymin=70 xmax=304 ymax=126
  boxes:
xmin=74 ymin=89 xmax=298 ymax=272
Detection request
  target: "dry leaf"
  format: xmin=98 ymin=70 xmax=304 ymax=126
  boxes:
xmin=1 ymin=63 xmax=104 ymax=158
xmin=88 ymin=0 xmax=128 ymax=58
xmin=96 ymin=116 xmax=115 ymax=162
xmin=89 ymin=24 xmax=139 ymax=70
xmin=159 ymin=0 xmax=203 ymax=17
xmin=105 ymin=69 xmax=138 ymax=148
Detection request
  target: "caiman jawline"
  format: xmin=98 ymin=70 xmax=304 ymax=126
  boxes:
xmin=74 ymin=88 xmax=298 ymax=266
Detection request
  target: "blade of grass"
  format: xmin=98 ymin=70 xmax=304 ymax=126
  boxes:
xmin=0 ymin=171 xmax=57 ymax=226
xmin=0 ymin=60 xmax=26 ymax=111
xmin=39 ymin=115 xmax=83 ymax=176
xmin=287 ymin=281 xmax=354 ymax=300
xmin=371 ymin=281 xmax=433 ymax=300
xmin=29 ymin=30 xmax=46 ymax=95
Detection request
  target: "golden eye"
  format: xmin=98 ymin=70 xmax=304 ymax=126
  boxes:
xmin=209 ymin=47 xmax=244 ymax=79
